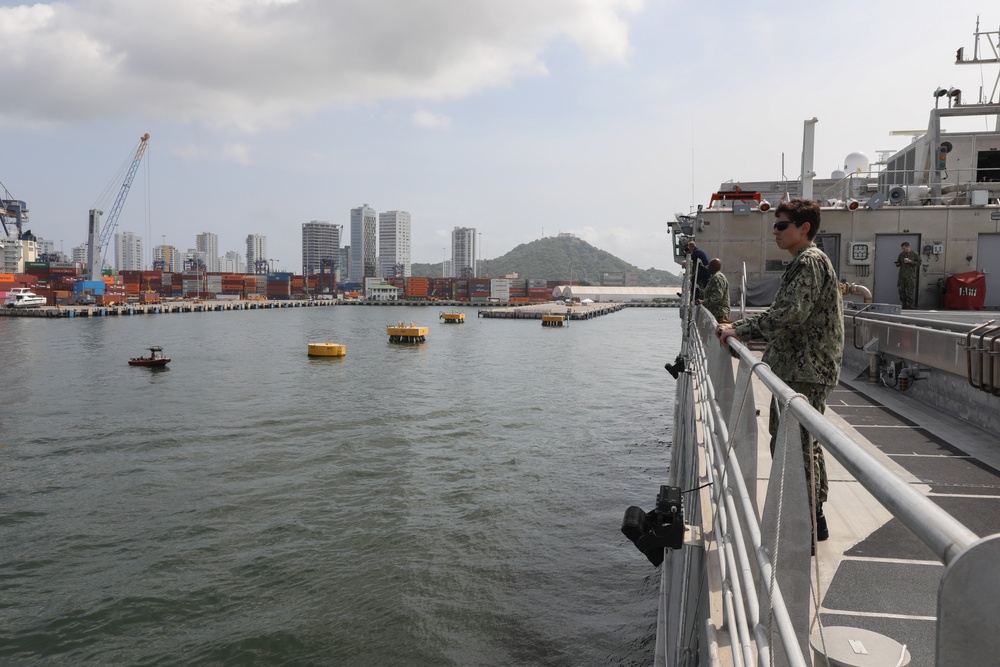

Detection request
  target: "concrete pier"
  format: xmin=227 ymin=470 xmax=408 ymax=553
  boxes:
xmin=0 ymin=298 xmax=336 ymax=318
xmin=1 ymin=297 xmax=678 ymax=320
xmin=477 ymin=302 xmax=627 ymax=320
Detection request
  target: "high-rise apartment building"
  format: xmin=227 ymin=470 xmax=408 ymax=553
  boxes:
xmin=350 ymin=204 xmax=377 ymax=282
xmin=72 ymin=244 xmax=88 ymax=267
xmin=184 ymin=248 xmax=208 ymax=271
xmin=378 ymin=211 xmax=411 ymax=278
xmin=451 ymin=226 xmax=477 ymax=278
xmin=1 ymin=237 xmax=38 ymax=274
xmin=114 ymin=231 xmax=143 ymax=271
xmin=220 ymin=251 xmax=245 ymax=274
xmin=339 ymin=246 xmax=351 ymax=283
xmin=246 ymin=234 xmax=268 ymax=275
xmin=302 ymin=221 xmax=342 ymax=277
xmin=196 ymin=232 xmax=219 ymax=272
xmin=154 ymin=245 xmax=180 ymax=272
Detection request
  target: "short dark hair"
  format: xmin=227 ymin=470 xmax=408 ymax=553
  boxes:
xmin=901 ymin=242 xmax=910 ymax=248
xmin=775 ymin=199 xmax=821 ymax=240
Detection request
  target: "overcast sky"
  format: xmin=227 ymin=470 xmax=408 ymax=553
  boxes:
xmin=0 ymin=1 xmax=995 ymax=273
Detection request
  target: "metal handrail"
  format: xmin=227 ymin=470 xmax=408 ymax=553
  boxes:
xmin=723 ymin=327 xmax=979 ymax=564
xmin=666 ymin=304 xmax=993 ymax=666
xmin=671 ymin=305 xmax=808 ymax=666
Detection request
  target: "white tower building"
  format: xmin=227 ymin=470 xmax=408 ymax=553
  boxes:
xmin=302 ymin=221 xmax=342 ymax=277
xmin=114 ymin=231 xmax=143 ymax=271
xmin=451 ymin=226 xmax=477 ymax=278
xmin=378 ymin=211 xmax=411 ymax=278
xmin=246 ymin=234 xmax=268 ymax=275
xmin=196 ymin=232 xmax=219 ymax=272
xmin=154 ymin=245 xmax=180 ymax=272
xmin=350 ymin=204 xmax=377 ymax=282
xmin=220 ymin=251 xmax=244 ymax=273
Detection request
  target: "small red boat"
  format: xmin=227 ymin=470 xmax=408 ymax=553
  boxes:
xmin=129 ymin=346 xmax=171 ymax=367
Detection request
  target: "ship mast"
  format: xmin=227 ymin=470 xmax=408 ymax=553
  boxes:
xmin=954 ymin=16 xmax=1000 ymax=108
xmin=925 ymin=20 xmax=1000 ymax=201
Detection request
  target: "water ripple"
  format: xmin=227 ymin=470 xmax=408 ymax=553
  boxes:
xmin=0 ymin=307 xmax=679 ymax=666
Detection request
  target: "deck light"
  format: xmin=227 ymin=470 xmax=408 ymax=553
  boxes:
xmin=758 ymin=200 xmax=771 ymax=212
xmin=934 ymin=87 xmax=948 ymax=108
xmin=845 ymin=199 xmax=860 ymax=211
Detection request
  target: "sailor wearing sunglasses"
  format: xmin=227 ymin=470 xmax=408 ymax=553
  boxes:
xmin=715 ymin=199 xmax=844 ymax=549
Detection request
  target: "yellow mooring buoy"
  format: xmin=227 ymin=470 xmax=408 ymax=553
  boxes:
xmin=308 ymin=342 xmax=346 ymax=357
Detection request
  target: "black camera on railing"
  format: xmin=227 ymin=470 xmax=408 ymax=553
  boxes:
xmin=621 ymin=485 xmax=685 ymax=567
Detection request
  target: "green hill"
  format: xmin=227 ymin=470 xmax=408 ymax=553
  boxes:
xmin=411 ymin=235 xmax=680 ymax=286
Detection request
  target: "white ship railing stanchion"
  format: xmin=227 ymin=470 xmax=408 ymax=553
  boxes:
xmin=937 ymin=534 xmax=1000 ymax=664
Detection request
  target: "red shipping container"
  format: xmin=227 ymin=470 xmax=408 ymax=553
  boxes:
xmin=942 ymin=271 xmax=986 ymax=310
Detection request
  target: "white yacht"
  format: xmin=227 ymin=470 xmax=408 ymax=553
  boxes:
xmin=4 ymin=287 xmax=46 ymax=309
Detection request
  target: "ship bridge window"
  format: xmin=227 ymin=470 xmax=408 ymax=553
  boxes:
xmin=976 ymin=150 xmax=1000 ymax=183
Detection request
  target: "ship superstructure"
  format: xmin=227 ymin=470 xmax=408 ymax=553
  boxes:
xmin=651 ymin=21 xmax=1000 ymax=667
xmin=668 ymin=22 xmax=1000 ymax=310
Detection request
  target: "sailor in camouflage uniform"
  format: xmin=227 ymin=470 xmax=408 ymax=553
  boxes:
xmin=716 ymin=199 xmax=844 ymax=542
xmin=697 ymin=258 xmax=730 ymax=323
xmin=895 ymin=241 xmax=921 ymax=309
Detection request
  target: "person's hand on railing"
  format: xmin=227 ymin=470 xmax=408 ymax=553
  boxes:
xmin=715 ymin=322 xmax=737 ymax=347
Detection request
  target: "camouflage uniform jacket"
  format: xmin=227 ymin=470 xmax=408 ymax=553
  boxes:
xmin=896 ymin=250 xmax=920 ymax=286
xmin=732 ymin=244 xmax=844 ymax=386
xmin=703 ymin=271 xmax=730 ymax=323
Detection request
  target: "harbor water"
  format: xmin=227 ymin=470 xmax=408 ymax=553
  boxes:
xmin=0 ymin=305 xmax=679 ymax=666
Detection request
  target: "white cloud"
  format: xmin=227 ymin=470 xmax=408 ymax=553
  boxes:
xmin=412 ymin=110 xmax=452 ymax=130
xmin=175 ymin=141 xmax=252 ymax=165
xmin=0 ymin=0 xmax=642 ymax=130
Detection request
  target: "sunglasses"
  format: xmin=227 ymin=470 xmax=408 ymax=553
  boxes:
xmin=773 ymin=220 xmax=799 ymax=231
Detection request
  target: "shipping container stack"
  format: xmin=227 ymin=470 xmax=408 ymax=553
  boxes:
xmin=527 ymin=278 xmax=550 ymax=303
xmin=468 ymin=277 xmax=491 ymax=302
xmin=1 ymin=263 xmax=587 ymax=307
xmin=266 ymin=273 xmax=292 ymax=300
xmin=509 ymin=279 xmax=527 ymax=302
xmin=120 ymin=270 xmax=142 ymax=296
xmin=99 ymin=283 xmax=128 ymax=305
xmin=247 ymin=275 xmax=265 ymax=298
xmin=490 ymin=278 xmax=510 ymax=302
xmin=429 ymin=277 xmax=453 ymax=300
xmin=405 ymin=277 xmax=429 ymax=301
xmin=220 ymin=273 xmax=246 ymax=296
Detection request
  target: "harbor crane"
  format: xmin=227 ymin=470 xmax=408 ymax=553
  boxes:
xmin=1 ymin=180 xmax=28 ymax=240
xmin=86 ymin=133 xmax=150 ymax=281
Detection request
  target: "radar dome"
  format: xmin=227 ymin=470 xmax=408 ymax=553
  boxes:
xmin=844 ymin=152 xmax=870 ymax=173
xmin=831 ymin=169 xmax=847 ymax=180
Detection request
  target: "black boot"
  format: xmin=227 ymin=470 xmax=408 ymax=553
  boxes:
xmin=816 ymin=508 xmax=829 ymax=542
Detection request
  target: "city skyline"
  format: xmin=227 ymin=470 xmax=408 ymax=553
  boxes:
xmin=2 ymin=2 xmax=987 ymax=276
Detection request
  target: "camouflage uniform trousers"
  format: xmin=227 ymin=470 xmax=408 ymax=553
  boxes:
xmin=768 ymin=381 xmax=833 ymax=510
xmin=898 ymin=273 xmax=918 ymax=308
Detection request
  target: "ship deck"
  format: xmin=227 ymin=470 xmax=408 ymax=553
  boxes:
xmin=746 ymin=337 xmax=1000 ymax=667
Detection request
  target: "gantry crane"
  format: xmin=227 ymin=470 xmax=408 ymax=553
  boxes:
xmin=86 ymin=133 xmax=150 ymax=281
xmin=1 ymin=179 xmax=28 ymax=240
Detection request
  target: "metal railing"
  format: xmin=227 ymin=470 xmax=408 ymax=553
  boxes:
xmin=658 ymin=286 xmax=1000 ymax=666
